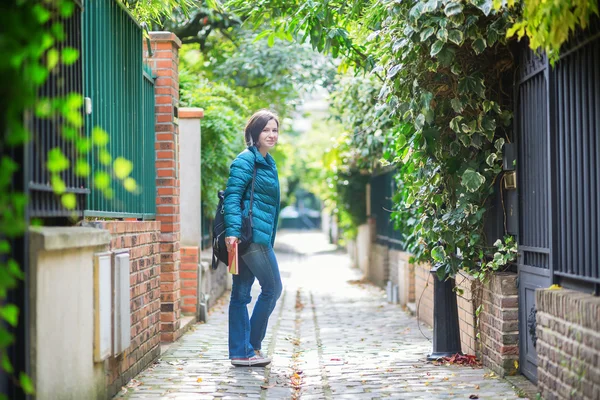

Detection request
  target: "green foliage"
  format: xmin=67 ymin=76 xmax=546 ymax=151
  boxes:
xmin=231 ymin=0 xmax=520 ymax=278
xmin=118 ymin=0 xmax=196 ymax=25
xmin=497 ymin=0 xmax=599 ymax=64
xmin=0 ymin=0 xmax=149 ymax=393
xmin=180 ymin=70 xmax=248 ymax=216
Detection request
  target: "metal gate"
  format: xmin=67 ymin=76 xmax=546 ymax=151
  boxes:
xmin=515 ymin=19 xmax=600 ymax=383
xmin=515 ymin=46 xmax=552 ymax=383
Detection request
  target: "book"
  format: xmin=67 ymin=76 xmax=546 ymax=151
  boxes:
xmin=228 ymin=241 xmax=239 ymax=275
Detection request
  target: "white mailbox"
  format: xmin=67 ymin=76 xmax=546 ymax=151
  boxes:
xmin=113 ymin=251 xmax=131 ymax=355
xmin=93 ymin=252 xmax=112 ymax=362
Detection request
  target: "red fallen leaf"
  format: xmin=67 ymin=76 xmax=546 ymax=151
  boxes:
xmin=330 ymin=358 xmax=342 ymax=361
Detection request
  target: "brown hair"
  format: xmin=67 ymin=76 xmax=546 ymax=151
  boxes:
xmin=244 ymin=109 xmax=279 ymax=147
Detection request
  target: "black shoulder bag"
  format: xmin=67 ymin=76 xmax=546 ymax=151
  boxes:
xmin=211 ymin=163 xmax=257 ymax=269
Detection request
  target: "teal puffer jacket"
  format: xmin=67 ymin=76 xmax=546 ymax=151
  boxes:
xmin=224 ymin=146 xmax=281 ymax=247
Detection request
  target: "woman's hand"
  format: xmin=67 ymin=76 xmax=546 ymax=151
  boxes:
xmin=225 ymin=236 xmax=239 ymax=252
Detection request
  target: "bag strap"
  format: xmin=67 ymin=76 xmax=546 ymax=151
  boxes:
xmin=248 ymin=163 xmax=257 ymax=217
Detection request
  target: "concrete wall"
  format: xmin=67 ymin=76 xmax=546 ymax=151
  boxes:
xmin=536 ymin=289 xmax=600 ymax=400
xmin=368 ymin=243 xmax=389 ymax=288
xmin=28 ymin=227 xmax=111 ymax=400
xmin=179 ymin=108 xmax=203 ymax=247
xmin=356 ymin=224 xmax=371 ymax=274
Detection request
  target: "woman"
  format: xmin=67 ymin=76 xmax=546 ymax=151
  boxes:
xmin=223 ymin=109 xmax=282 ymax=367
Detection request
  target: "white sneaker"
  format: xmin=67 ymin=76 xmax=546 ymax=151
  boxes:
xmin=231 ymin=355 xmax=271 ymax=367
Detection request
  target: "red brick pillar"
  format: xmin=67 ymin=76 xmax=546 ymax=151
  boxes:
xmin=147 ymin=32 xmax=182 ymax=342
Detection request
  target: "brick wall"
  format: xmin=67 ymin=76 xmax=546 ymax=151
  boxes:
xmin=479 ymin=272 xmax=519 ymax=377
xmin=368 ymin=243 xmax=390 ymax=288
xmin=456 ymin=271 xmax=479 ymax=356
xmin=89 ymin=221 xmax=161 ymax=397
xmin=146 ymin=32 xmax=183 ymax=342
xmin=414 ymin=263 xmax=434 ymax=328
xmin=180 ymin=246 xmax=198 ymax=314
xmin=537 ymin=289 xmax=600 ymax=400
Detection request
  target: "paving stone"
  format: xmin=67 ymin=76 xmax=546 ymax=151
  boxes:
xmin=114 ymin=231 xmax=526 ymax=400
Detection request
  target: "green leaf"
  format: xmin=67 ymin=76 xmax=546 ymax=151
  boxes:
xmin=2 ymin=353 xmax=13 ymax=374
xmin=472 ymin=0 xmax=494 ymax=16
xmin=99 ymin=150 xmax=112 ymax=166
xmin=450 ymin=98 xmax=463 ymax=113
xmin=113 ymin=157 xmax=133 ymax=179
xmin=444 ymin=2 xmax=463 ymax=17
xmin=415 ymin=114 xmax=425 ymax=130
xmin=0 ymin=240 xmax=9 ymax=254
xmin=61 ymin=193 xmax=77 ymax=209
xmin=436 ymin=28 xmax=448 ymax=42
xmin=59 ymin=0 xmax=76 ymax=17
xmin=495 ymin=138 xmax=506 ymax=152
xmin=430 ymin=40 xmax=444 ymax=57
xmin=27 ymin=63 xmax=48 ymax=86
xmin=51 ymin=174 xmax=66 ymax=195
xmin=267 ymin=32 xmax=275 ymax=47
xmin=123 ymin=177 xmax=137 ymax=192
xmin=47 ymin=48 xmax=59 ymax=70
xmin=19 ymin=372 xmax=35 ymax=395
xmin=472 ymin=37 xmax=487 ymax=55
xmin=437 ymin=46 xmax=455 ymax=67
xmin=32 ymin=4 xmax=51 ymax=23
xmin=61 ymin=47 xmax=79 ymax=65
xmin=387 ymin=64 xmax=402 ymax=79
xmin=75 ymin=159 xmax=90 ymax=177
xmin=92 ymin=127 xmax=109 ymax=146
xmin=46 ymin=148 xmax=70 ymax=173
xmin=431 ymin=245 xmax=446 ymax=262
xmin=486 ymin=153 xmax=498 ymax=167
xmin=461 ymin=168 xmax=486 ymax=192
xmin=448 ymin=29 xmax=464 ymax=45
xmin=420 ymin=27 xmax=435 ymax=42
xmin=94 ymin=171 xmax=111 ymax=190
xmin=0 ymin=304 xmax=19 ymax=327
xmin=253 ymin=30 xmax=271 ymax=42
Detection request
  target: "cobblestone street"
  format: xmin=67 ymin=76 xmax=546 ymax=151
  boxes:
xmin=115 ymin=231 xmax=525 ymax=400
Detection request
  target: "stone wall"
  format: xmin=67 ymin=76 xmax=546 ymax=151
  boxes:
xmin=92 ymin=221 xmax=162 ymax=397
xmin=536 ymin=289 xmax=600 ymax=400
xmin=456 ymin=271 xmax=479 ymax=356
xmin=414 ymin=263 xmax=434 ymax=328
xmin=479 ymin=272 xmax=519 ymax=377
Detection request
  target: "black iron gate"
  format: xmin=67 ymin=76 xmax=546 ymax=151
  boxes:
xmin=515 ymin=19 xmax=600 ymax=383
xmin=515 ymin=46 xmax=552 ymax=383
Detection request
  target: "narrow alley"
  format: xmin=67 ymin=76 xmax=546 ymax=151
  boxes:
xmin=114 ymin=231 xmax=524 ymax=400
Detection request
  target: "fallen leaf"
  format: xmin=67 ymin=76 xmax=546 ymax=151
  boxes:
xmin=469 ymin=395 xmax=479 ymax=399
xmin=261 ymin=383 xmax=276 ymax=389
xmin=474 ymin=385 xmax=480 ymax=389
xmin=197 ymin=378 xmax=203 ymax=383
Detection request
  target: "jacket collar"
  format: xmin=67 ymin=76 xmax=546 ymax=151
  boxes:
xmin=248 ymin=146 xmax=274 ymax=167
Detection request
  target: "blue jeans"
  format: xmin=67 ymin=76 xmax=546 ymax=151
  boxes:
xmin=228 ymin=243 xmax=282 ymax=359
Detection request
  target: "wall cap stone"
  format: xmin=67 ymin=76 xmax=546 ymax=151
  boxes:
xmin=149 ymin=31 xmax=182 ymax=48
xmin=29 ymin=227 xmax=111 ymax=251
xmin=179 ymin=107 xmax=204 ymax=119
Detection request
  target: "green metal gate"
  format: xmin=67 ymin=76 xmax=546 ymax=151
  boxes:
xmin=82 ymin=0 xmax=156 ymax=219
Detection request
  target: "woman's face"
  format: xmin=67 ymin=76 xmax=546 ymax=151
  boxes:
xmin=257 ymin=119 xmax=279 ymax=151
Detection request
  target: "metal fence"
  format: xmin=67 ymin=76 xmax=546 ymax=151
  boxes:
xmin=370 ymin=170 xmax=403 ymax=250
xmin=27 ymin=2 xmax=88 ymax=218
xmin=552 ymin=19 xmax=600 ymax=286
xmin=83 ymin=0 xmax=156 ymax=219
